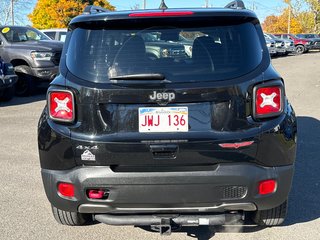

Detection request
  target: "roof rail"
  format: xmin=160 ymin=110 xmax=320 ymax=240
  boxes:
xmin=83 ymin=5 xmax=109 ymax=15
xmin=225 ymin=0 xmax=246 ymax=10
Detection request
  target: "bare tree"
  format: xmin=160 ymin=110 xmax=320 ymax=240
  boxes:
xmin=0 ymin=0 xmax=35 ymax=25
xmin=0 ymin=1 xmax=12 ymax=24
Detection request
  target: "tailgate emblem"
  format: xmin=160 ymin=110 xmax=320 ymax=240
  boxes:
xmin=150 ymin=91 xmax=175 ymax=106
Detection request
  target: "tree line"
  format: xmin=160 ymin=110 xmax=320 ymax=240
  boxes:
xmin=263 ymin=0 xmax=320 ymax=34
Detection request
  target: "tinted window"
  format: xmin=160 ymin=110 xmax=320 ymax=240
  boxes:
xmin=0 ymin=27 xmax=50 ymax=42
xmin=44 ymin=31 xmax=56 ymax=40
xmin=66 ymin=22 xmax=263 ymax=83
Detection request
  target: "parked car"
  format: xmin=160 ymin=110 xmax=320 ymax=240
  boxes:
xmin=265 ymin=38 xmax=277 ymax=57
xmin=41 ymin=28 xmax=67 ymax=42
xmin=265 ymin=33 xmax=295 ymax=55
xmin=0 ymin=26 xmax=63 ymax=95
xmin=38 ymin=2 xmax=297 ymax=235
xmin=274 ymin=33 xmax=313 ymax=54
xmin=140 ymin=33 xmax=187 ymax=59
xmin=296 ymin=33 xmax=320 ymax=51
xmin=0 ymin=56 xmax=17 ymax=101
xmin=264 ymin=34 xmax=286 ymax=56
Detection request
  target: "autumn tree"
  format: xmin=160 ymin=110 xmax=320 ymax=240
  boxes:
xmin=29 ymin=0 xmax=115 ymax=29
xmin=305 ymin=0 xmax=320 ymax=32
xmin=262 ymin=8 xmax=303 ymax=34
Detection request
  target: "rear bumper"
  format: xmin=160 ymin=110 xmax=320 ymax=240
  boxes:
xmin=42 ymin=163 xmax=294 ymax=214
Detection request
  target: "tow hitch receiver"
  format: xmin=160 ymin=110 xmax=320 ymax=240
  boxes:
xmin=94 ymin=213 xmax=243 ymax=235
xmin=151 ymin=218 xmax=172 ymax=236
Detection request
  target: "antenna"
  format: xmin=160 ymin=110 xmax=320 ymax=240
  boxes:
xmin=159 ymin=0 xmax=168 ymax=10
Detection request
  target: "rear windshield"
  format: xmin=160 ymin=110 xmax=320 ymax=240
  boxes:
xmin=66 ymin=21 xmax=263 ymax=83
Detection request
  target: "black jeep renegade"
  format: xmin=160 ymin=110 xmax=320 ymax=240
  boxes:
xmin=38 ymin=1 xmax=297 ymax=234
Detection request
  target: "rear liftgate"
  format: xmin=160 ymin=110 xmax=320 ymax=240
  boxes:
xmin=94 ymin=213 xmax=244 ymax=235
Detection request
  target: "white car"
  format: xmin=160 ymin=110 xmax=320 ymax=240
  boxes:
xmin=41 ymin=28 xmax=67 ymax=42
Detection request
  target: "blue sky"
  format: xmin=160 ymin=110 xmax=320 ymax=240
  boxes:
xmin=19 ymin=0 xmax=286 ymax=25
xmin=108 ymin=0 xmax=286 ymax=21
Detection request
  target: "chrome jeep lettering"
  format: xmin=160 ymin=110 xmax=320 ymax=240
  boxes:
xmin=149 ymin=91 xmax=175 ymax=102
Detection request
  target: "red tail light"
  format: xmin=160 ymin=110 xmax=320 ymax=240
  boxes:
xmin=254 ymin=85 xmax=283 ymax=118
xmin=129 ymin=11 xmax=194 ymax=17
xmin=58 ymin=182 xmax=75 ymax=198
xmin=48 ymin=90 xmax=74 ymax=122
xmin=258 ymin=179 xmax=277 ymax=195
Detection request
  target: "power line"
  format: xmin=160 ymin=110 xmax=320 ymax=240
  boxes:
xmin=254 ymin=1 xmax=281 ymax=12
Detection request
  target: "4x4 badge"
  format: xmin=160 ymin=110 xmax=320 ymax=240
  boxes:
xmin=149 ymin=91 xmax=175 ymax=106
xmin=76 ymin=145 xmax=98 ymax=150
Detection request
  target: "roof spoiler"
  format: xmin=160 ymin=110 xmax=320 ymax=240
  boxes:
xmin=83 ymin=5 xmax=109 ymax=15
xmin=225 ymin=0 xmax=246 ymax=10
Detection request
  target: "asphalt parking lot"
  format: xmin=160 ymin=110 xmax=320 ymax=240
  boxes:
xmin=0 ymin=53 xmax=319 ymax=240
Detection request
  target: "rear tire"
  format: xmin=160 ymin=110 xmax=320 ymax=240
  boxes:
xmin=51 ymin=205 xmax=94 ymax=226
xmin=14 ymin=65 xmax=35 ymax=96
xmin=252 ymin=200 xmax=288 ymax=226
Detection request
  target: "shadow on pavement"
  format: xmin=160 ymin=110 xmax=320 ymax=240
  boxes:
xmin=0 ymin=87 xmax=46 ymax=107
xmin=285 ymin=116 xmax=320 ymax=225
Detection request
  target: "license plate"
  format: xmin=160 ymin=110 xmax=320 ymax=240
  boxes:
xmin=139 ymin=107 xmax=188 ymax=133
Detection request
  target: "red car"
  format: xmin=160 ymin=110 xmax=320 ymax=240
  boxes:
xmin=274 ymin=33 xmax=314 ymax=54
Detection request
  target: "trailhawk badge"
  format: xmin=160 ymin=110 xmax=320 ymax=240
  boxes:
xmin=149 ymin=91 xmax=176 ymax=106
xmin=81 ymin=150 xmax=96 ymax=161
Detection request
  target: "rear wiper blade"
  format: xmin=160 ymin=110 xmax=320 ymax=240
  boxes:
xmin=109 ymin=73 xmax=166 ymax=80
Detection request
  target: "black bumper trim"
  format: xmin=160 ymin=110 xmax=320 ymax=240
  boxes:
xmin=94 ymin=213 xmax=243 ymax=226
xmin=41 ymin=163 xmax=294 ymax=213
xmin=79 ymin=203 xmax=256 ymax=214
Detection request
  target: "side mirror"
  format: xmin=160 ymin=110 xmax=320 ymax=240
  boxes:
xmin=0 ymin=40 xmax=3 ymax=46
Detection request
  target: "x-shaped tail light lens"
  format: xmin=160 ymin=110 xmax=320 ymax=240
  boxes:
xmin=49 ymin=91 xmax=74 ymax=122
xmin=255 ymin=86 xmax=282 ymax=118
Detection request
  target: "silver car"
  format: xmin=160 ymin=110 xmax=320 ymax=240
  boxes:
xmin=265 ymin=33 xmax=295 ymax=55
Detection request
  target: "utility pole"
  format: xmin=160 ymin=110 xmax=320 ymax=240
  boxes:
xmin=288 ymin=6 xmax=291 ymax=34
xmin=11 ymin=0 xmax=14 ymax=25
xmin=205 ymin=0 xmax=209 ymax=8
xmin=251 ymin=1 xmax=256 ymax=11
xmin=143 ymin=0 xmax=146 ymax=9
